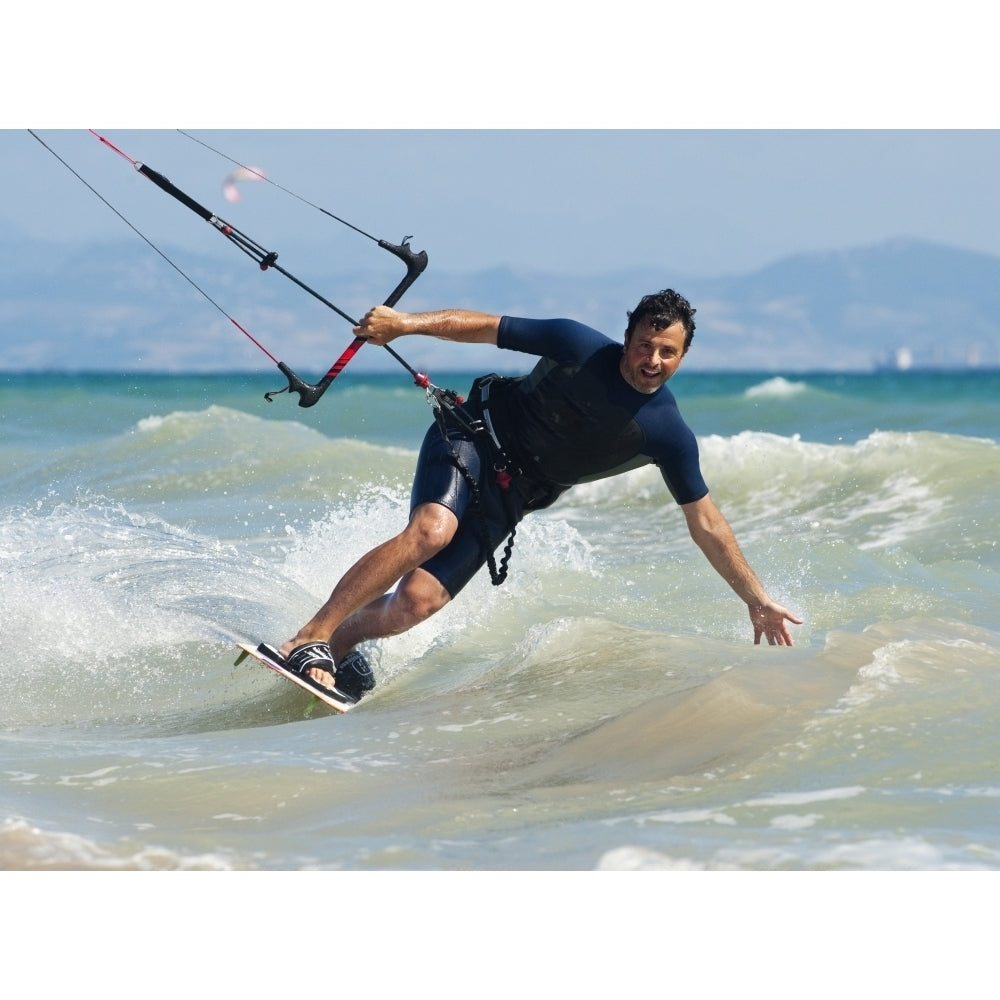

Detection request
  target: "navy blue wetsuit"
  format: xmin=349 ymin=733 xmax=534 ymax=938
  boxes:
xmin=412 ymin=316 xmax=709 ymax=596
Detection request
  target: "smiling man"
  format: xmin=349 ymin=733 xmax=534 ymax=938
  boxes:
xmin=275 ymin=289 xmax=803 ymax=699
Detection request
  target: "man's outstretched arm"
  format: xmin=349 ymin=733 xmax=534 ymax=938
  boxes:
xmin=354 ymin=306 xmax=501 ymax=347
xmin=681 ymin=493 xmax=803 ymax=645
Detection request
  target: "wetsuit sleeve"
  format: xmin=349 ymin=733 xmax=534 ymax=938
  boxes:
xmin=498 ymin=316 xmax=612 ymax=364
xmin=656 ymin=425 xmax=710 ymax=505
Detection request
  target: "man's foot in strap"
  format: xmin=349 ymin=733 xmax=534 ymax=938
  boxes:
xmin=284 ymin=641 xmax=338 ymax=694
xmin=275 ymin=640 xmax=375 ymax=700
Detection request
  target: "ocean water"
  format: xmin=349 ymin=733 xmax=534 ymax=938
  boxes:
xmin=2 ymin=367 xmax=999 ymax=872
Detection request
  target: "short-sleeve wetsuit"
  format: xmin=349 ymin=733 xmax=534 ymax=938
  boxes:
xmin=411 ymin=316 xmax=710 ymax=596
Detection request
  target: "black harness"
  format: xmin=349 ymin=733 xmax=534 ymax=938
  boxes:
xmin=426 ymin=375 xmax=521 ymax=586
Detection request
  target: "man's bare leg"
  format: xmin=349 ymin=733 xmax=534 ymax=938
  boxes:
xmin=279 ymin=502 xmax=457 ymax=686
xmin=329 ymin=567 xmax=452 ymax=660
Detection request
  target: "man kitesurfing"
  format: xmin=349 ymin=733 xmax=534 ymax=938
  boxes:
xmin=273 ymin=290 xmax=803 ymax=700
xmin=28 ymin=131 xmax=800 ymax=705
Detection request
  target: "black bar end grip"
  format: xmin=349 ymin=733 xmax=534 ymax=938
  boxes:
xmin=275 ymin=362 xmax=333 ymax=408
xmin=137 ymin=164 xmax=214 ymax=223
xmin=377 ymin=239 xmax=429 ymax=307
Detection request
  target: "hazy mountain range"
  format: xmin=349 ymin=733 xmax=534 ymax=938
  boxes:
xmin=2 ymin=236 xmax=998 ymax=373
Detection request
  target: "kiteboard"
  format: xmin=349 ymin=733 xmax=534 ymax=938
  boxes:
xmin=234 ymin=642 xmax=357 ymax=713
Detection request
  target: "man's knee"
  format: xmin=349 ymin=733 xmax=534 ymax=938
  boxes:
xmin=394 ymin=569 xmax=451 ymax=624
xmin=406 ymin=503 xmax=458 ymax=558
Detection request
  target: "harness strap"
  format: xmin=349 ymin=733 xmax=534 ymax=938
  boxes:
xmin=427 ymin=378 xmax=519 ymax=586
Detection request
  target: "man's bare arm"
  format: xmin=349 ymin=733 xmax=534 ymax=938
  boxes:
xmin=682 ymin=493 xmax=803 ymax=645
xmin=355 ymin=306 xmax=500 ymax=347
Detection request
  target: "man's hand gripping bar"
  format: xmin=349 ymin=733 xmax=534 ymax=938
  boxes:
xmin=271 ymin=238 xmax=429 ymax=407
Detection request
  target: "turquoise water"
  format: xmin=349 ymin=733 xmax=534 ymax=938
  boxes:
xmin=2 ymin=367 xmax=999 ymax=870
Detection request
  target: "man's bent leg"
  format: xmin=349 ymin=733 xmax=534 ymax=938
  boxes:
xmin=329 ymin=567 xmax=452 ymax=661
xmin=280 ymin=503 xmax=458 ymax=686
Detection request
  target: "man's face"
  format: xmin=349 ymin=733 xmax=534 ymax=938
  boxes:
xmin=619 ymin=318 xmax=687 ymax=394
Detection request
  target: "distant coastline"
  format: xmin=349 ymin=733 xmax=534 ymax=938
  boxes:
xmin=3 ymin=237 xmax=999 ymax=374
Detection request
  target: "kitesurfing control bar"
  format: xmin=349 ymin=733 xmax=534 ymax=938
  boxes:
xmin=275 ymin=237 xmax=428 ymax=407
xmin=89 ymin=129 xmax=429 ymax=408
xmin=139 ymin=161 xmax=429 ymax=407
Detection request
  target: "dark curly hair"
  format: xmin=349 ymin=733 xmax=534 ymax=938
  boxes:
xmin=625 ymin=289 xmax=696 ymax=352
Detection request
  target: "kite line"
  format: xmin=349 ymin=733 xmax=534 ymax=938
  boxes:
xmin=27 ymin=129 xmax=454 ymax=409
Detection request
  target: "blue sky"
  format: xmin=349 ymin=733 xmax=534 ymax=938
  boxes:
xmin=5 ymin=128 xmax=1000 ymax=284
xmin=2 ymin=7 xmax=996 ymax=375
xmin=6 ymin=2 xmax=997 ymax=283
xmin=4 ymin=3 xmax=997 ymax=353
